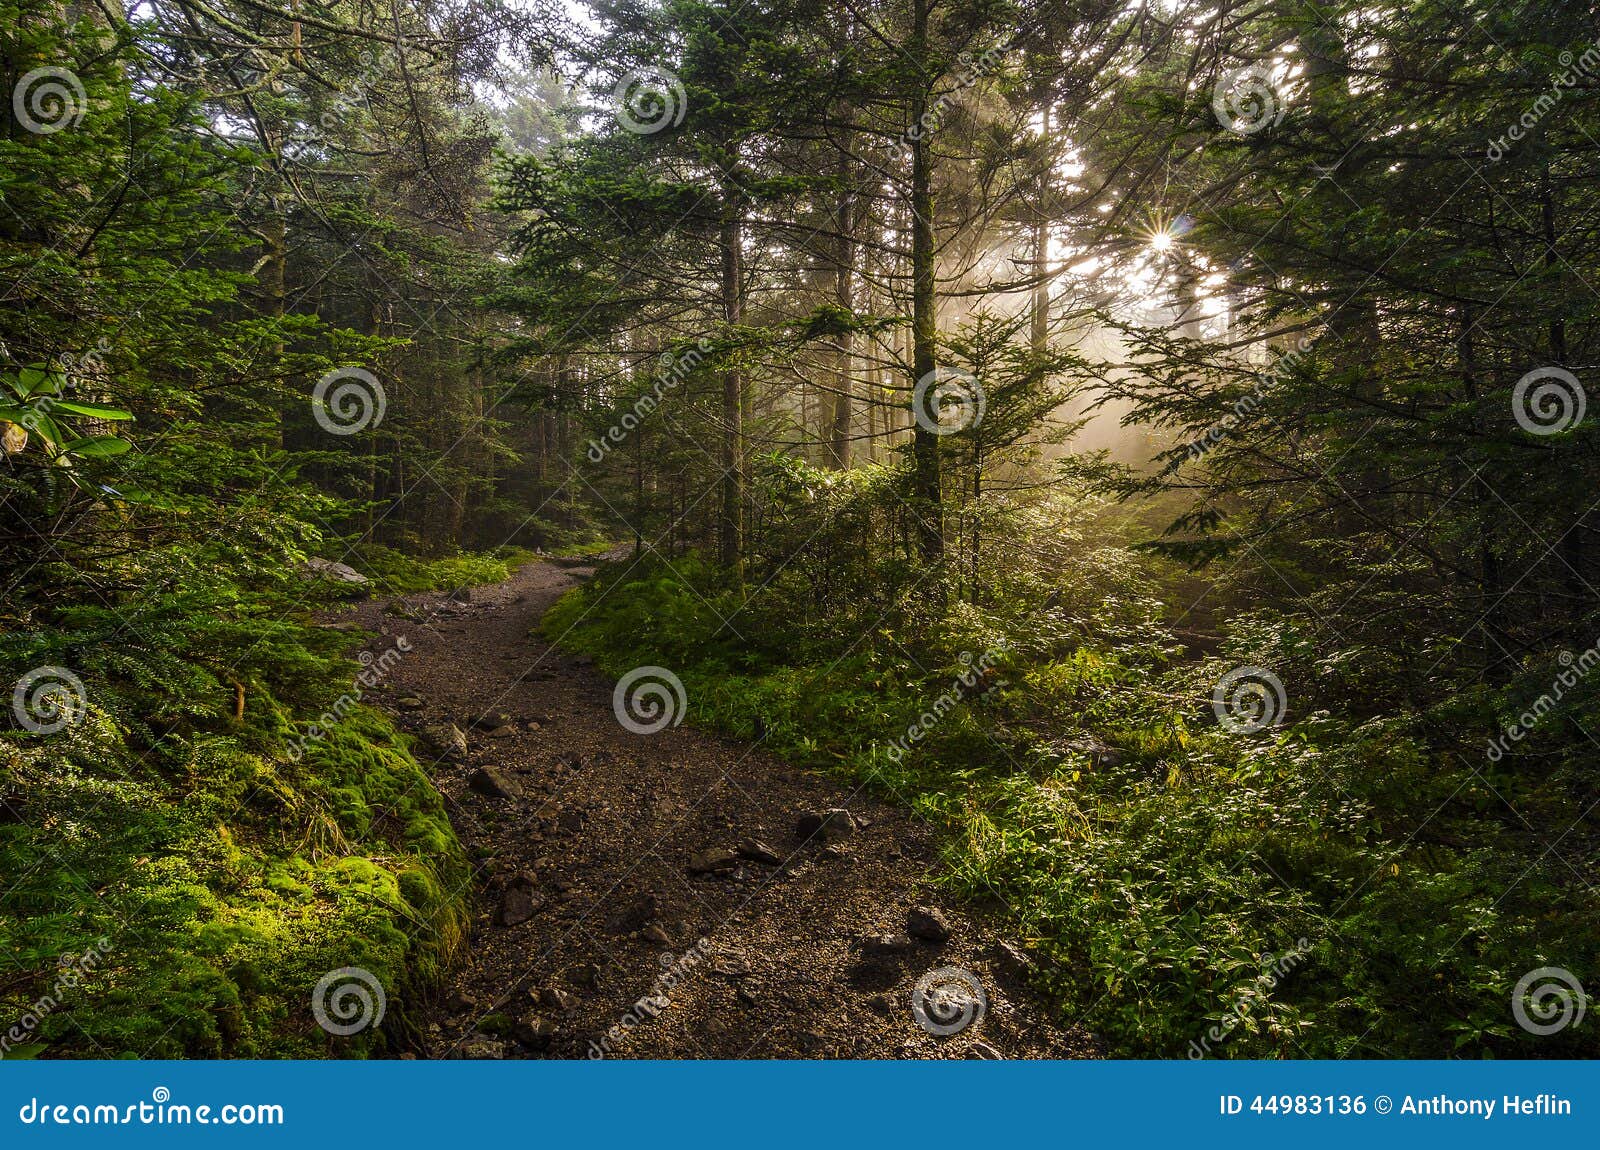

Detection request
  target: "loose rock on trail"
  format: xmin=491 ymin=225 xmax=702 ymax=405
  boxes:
xmin=334 ymin=558 xmax=1095 ymax=1059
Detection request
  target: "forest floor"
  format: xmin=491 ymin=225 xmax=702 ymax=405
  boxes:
xmin=329 ymin=556 xmax=1095 ymax=1059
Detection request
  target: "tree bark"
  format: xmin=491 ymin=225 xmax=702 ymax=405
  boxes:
xmin=828 ymin=144 xmax=855 ymax=468
xmin=720 ymin=203 xmax=746 ymax=583
xmin=908 ymin=0 xmax=944 ymax=571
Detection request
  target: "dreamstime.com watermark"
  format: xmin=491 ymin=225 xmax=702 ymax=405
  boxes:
xmin=1211 ymin=665 xmax=1287 ymax=735
xmin=912 ymin=367 xmax=986 ymax=436
xmin=311 ymin=366 xmax=385 ymax=435
xmin=1511 ymin=966 xmax=1587 ymax=1036
xmin=612 ymin=66 xmax=687 ymax=135
xmin=1486 ymin=638 xmax=1600 ymax=762
xmin=281 ymin=43 xmax=405 ymax=161
xmin=587 ymin=939 xmax=713 ymax=1057
xmin=1186 ymin=329 xmax=1322 ymax=462
xmin=912 ymin=966 xmax=987 ymax=1036
xmin=885 ymin=647 xmax=1006 ymax=764
xmin=1187 ymin=937 xmax=1312 ymax=1058
xmin=587 ymin=339 xmax=713 ymax=462
xmin=1212 ymin=63 xmax=1288 ymax=135
xmin=1512 ymin=365 xmax=1586 ymax=436
xmin=1 ymin=337 xmax=115 ymax=458
xmin=11 ymin=66 xmax=86 ymax=134
xmin=891 ymin=41 xmax=1012 ymax=156
xmin=10 ymin=666 xmax=89 ymax=734
xmin=0 ymin=937 xmax=113 ymax=1056
xmin=287 ymin=637 xmax=411 ymax=761
xmin=612 ymin=665 xmax=687 ymax=735
xmin=17 ymin=1088 xmax=283 ymax=1127
xmin=1487 ymin=45 xmax=1600 ymax=162
xmin=311 ymin=967 xmax=386 ymax=1036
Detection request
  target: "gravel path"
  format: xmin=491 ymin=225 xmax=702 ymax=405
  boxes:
xmin=337 ymin=558 xmax=1095 ymax=1059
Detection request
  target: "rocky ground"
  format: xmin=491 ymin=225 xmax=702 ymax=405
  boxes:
xmin=330 ymin=557 xmax=1096 ymax=1060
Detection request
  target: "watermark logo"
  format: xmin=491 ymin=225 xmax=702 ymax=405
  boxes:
xmin=1212 ymin=64 xmax=1286 ymax=135
xmin=891 ymin=41 xmax=1011 ymax=156
xmin=912 ymin=966 xmax=987 ymax=1036
xmin=1487 ymin=640 xmax=1600 ymax=761
xmin=11 ymin=666 xmax=88 ymax=734
xmin=311 ymin=966 xmax=386 ymax=1036
xmin=287 ymin=637 xmax=411 ymax=762
xmin=588 ymin=940 xmax=713 ymax=1057
xmin=886 ymin=648 xmax=1005 ymax=764
xmin=0 ymin=937 xmax=113 ymax=1056
xmin=1512 ymin=366 xmax=1585 ymax=436
xmin=613 ymin=67 xmax=686 ymax=135
xmin=587 ymin=339 xmax=713 ymax=462
xmin=1512 ymin=966 xmax=1586 ymax=1036
xmin=311 ymin=367 xmax=386 ymax=436
xmin=1211 ymin=665 xmax=1286 ymax=734
xmin=1185 ymin=329 xmax=1323 ymax=462
xmin=1488 ymin=46 xmax=1600 ymax=161
xmin=612 ymin=666 xmax=687 ymax=734
xmin=12 ymin=67 xmax=86 ymax=134
xmin=912 ymin=367 xmax=985 ymax=436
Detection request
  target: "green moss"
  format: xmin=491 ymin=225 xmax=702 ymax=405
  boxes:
xmin=0 ymin=662 xmax=466 ymax=1059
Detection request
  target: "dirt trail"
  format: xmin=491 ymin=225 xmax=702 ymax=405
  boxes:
xmin=338 ymin=558 xmax=1093 ymax=1059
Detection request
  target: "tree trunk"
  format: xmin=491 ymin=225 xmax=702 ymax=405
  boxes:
xmin=829 ymin=145 xmax=855 ymax=468
xmin=720 ymin=204 xmax=746 ymax=584
xmin=908 ymin=5 xmax=944 ymax=572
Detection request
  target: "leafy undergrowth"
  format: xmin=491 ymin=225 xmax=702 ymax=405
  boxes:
xmin=0 ymin=599 xmax=466 ymax=1058
xmin=545 ymin=554 xmax=1600 ymax=1059
xmin=347 ymin=544 xmax=538 ymax=594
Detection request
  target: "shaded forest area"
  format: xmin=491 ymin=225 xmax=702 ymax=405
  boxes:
xmin=2 ymin=0 xmax=1597 ymax=1058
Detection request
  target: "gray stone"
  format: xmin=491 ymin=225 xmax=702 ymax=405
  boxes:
xmin=496 ymin=887 xmax=542 ymax=927
xmin=994 ymin=940 xmax=1036 ymax=979
xmin=969 ymin=1040 xmax=1004 ymax=1059
xmin=906 ymin=905 xmax=952 ymax=943
xmin=455 ymin=1036 xmax=506 ymax=1059
xmin=605 ymin=892 xmax=659 ymax=934
xmin=796 ymin=809 xmax=856 ymax=844
xmin=709 ymin=953 xmax=752 ymax=978
xmin=300 ymin=557 xmax=368 ymax=584
xmin=421 ymin=722 xmax=469 ymax=759
xmin=468 ymin=766 xmax=522 ymax=800
xmin=686 ymin=847 xmax=737 ymax=875
xmin=539 ymin=987 xmax=580 ymax=1013
xmin=513 ymin=1015 xmax=556 ymax=1049
xmin=736 ymin=839 xmax=784 ymax=866
xmin=566 ymin=963 xmax=601 ymax=989
xmin=861 ymin=933 xmax=917 ymax=957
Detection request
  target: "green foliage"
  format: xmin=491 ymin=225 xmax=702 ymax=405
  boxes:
xmin=547 ymin=505 xmax=1600 ymax=1058
xmin=348 ymin=544 xmax=538 ymax=594
xmin=0 ymin=642 xmax=466 ymax=1059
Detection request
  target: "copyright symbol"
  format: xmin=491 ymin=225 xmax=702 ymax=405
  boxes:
xmin=1374 ymin=1095 xmax=1392 ymax=1114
